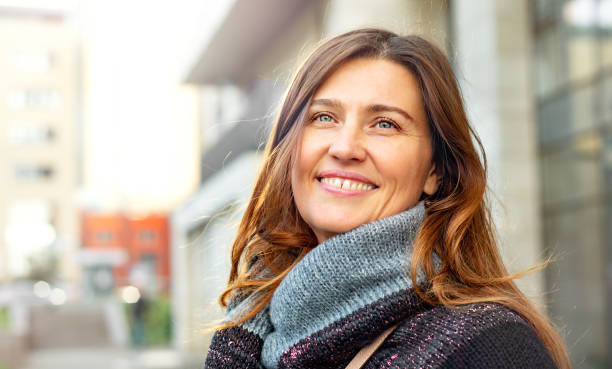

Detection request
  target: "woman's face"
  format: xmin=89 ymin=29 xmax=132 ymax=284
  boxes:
xmin=291 ymin=57 xmax=439 ymax=243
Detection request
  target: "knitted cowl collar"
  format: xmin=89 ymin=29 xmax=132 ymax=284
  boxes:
xmin=259 ymin=201 xmax=428 ymax=369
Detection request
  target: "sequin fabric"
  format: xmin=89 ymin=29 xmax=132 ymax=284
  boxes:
xmin=204 ymin=203 xmax=557 ymax=369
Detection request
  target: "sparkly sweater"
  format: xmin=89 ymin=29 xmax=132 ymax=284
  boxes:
xmin=204 ymin=203 xmax=557 ymax=369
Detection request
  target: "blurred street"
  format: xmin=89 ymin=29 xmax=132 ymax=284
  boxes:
xmin=0 ymin=281 xmax=203 ymax=369
xmin=22 ymin=348 xmax=202 ymax=369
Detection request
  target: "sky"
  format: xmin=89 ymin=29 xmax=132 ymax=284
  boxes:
xmin=79 ymin=0 xmax=235 ymax=213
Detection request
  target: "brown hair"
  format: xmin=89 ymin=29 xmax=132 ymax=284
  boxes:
xmin=218 ymin=28 xmax=570 ymax=368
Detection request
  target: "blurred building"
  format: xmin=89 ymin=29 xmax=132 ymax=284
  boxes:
xmin=128 ymin=215 xmax=171 ymax=292
xmin=81 ymin=212 xmax=170 ymax=296
xmin=531 ymin=0 xmax=612 ymax=366
xmin=80 ymin=212 xmax=129 ymax=296
xmin=0 ymin=3 xmax=80 ymax=283
xmin=172 ymin=0 xmax=610 ymax=367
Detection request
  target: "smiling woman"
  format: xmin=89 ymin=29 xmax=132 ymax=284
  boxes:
xmin=204 ymin=29 xmax=571 ymax=369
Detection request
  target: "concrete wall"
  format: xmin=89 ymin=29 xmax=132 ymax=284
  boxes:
xmin=171 ymin=152 xmax=260 ymax=352
xmin=452 ymin=0 xmax=544 ymax=305
xmin=324 ymin=0 xmax=449 ymax=51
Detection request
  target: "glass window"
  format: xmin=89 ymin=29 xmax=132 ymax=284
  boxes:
xmin=139 ymin=230 xmax=157 ymax=242
xmin=539 ymin=92 xmax=572 ymax=143
xmin=601 ymin=0 xmax=612 ymax=68
xmin=570 ymin=82 xmax=597 ymax=130
xmin=6 ymin=89 xmax=61 ymax=110
xmin=566 ymin=31 xmax=599 ymax=82
xmin=13 ymin=165 xmax=54 ymax=180
xmin=534 ymin=0 xmax=561 ymax=24
xmin=544 ymin=204 xmax=607 ymax=366
xmin=603 ymin=35 xmax=612 ymax=68
xmin=8 ymin=122 xmax=55 ymax=145
xmin=539 ymin=82 xmax=600 ymax=144
xmin=599 ymin=0 xmax=612 ymax=68
xmin=534 ymin=26 xmax=566 ymax=97
xmin=562 ymin=0 xmax=598 ymax=28
xmin=95 ymin=231 xmax=113 ymax=243
xmin=541 ymin=131 xmax=603 ymax=206
xmin=601 ymin=71 xmax=612 ymax=124
xmin=10 ymin=51 xmax=54 ymax=73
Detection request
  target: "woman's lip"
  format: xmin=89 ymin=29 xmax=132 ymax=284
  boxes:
xmin=317 ymin=170 xmax=377 ymax=186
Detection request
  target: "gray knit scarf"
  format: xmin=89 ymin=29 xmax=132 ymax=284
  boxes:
xmin=228 ymin=202 xmax=427 ymax=369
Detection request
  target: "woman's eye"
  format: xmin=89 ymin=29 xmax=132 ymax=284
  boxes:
xmin=314 ymin=114 xmax=334 ymax=123
xmin=375 ymin=120 xmax=396 ymax=129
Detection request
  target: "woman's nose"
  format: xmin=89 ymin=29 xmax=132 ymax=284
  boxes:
xmin=328 ymin=123 xmax=366 ymax=162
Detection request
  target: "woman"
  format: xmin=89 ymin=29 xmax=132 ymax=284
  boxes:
xmin=204 ymin=29 xmax=570 ymax=369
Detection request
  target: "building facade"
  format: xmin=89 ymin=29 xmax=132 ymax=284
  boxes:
xmin=0 ymin=4 xmax=81 ymax=283
xmin=532 ymin=0 xmax=612 ymax=366
xmin=81 ymin=212 xmax=170 ymax=296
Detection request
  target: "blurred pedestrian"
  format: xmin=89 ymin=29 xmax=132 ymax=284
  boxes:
xmin=132 ymin=293 xmax=147 ymax=346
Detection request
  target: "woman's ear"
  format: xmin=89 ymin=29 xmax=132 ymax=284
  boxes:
xmin=423 ymin=163 xmax=440 ymax=195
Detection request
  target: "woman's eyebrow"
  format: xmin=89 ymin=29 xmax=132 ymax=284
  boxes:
xmin=310 ymin=98 xmax=344 ymax=110
xmin=311 ymin=98 xmax=414 ymax=122
xmin=366 ymin=104 xmax=414 ymax=122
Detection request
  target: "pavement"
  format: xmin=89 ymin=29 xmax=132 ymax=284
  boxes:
xmin=20 ymin=347 xmax=204 ymax=369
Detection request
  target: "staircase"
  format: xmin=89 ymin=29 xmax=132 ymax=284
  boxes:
xmin=29 ymin=304 xmax=110 ymax=349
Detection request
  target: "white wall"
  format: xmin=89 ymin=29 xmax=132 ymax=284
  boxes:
xmin=323 ymin=0 xmax=449 ymax=51
xmin=171 ymin=151 xmax=260 ymax=351
xmin=452 ymin=0 xmax=545 ymax=306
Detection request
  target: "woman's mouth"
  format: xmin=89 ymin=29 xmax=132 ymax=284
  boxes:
xmin=318 ymin=177 xmax=376 ymax=191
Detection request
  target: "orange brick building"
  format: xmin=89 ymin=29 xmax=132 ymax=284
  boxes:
xmin=81 ymin=213 xmax=170 ymax=292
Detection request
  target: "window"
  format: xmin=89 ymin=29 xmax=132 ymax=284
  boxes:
xmin=14 ymin=165 xmax=54 ymax=180
xmin=10 ymin=51 xmax=54 ymax=73
xmin=8 ymin=122 xmax=55 ymax=145
xmin=6 ymin=89 xmax=61 ymax=109
xmin=538 ymin=83 xmax=599 ymax=145
xmin=139 ymin=230 xmax=157 ymax=242
xmin=541 ymin=132 xmax=603 ymax=207
xmin=95 ymin=231 xmax=113 ymax=243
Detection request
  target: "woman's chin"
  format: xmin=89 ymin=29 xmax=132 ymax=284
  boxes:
xmin=309 ymin=216 xmax=372 ymax=243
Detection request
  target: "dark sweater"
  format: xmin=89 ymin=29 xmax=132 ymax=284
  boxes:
xmin=204 ymin=203 xmax=557 ymax=369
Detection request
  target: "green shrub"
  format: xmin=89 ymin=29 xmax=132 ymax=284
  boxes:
xmin=143 ymin=297 xmax=171 ymax=346
xmin=0 ymin=308 xmax=8 ymax=330
xmin=124 ymin=295 xmax=172 ymax=347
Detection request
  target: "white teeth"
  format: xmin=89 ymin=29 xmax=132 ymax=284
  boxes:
xmin=320 ymin=177 xmax=375 ymax=191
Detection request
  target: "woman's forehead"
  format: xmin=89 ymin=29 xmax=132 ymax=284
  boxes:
xmin=309 ymin=58 xmax=426 ymax=122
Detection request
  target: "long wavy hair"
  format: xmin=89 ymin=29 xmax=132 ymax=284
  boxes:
xmin=217 ymin=28 xmax=570 ymax=368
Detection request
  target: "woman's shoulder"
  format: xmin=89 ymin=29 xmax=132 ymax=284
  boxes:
xmin=367 ymin=302 xmax=558 ymax=369
xmin=413 ymin=301 xmax=529 ymax=329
